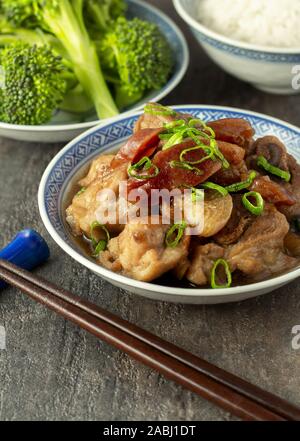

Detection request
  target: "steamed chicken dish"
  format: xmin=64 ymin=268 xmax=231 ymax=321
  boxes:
xmin=66 ymin=103 xmax=300 ymax=289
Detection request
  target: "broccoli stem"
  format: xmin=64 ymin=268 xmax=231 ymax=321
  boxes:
xmin=0 ymin=28 xmax=67 ymax=58
xmin=72 ymin=44 xmax=118 ymax=119
xmin=87 ymin=1 xmax=111 ymax=32
xmin=41 ymin=0 xmax=119 ymax=119
xmin=59 ymin=84 xmax=94 ymax=114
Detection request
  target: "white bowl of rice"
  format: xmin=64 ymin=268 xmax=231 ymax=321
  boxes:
xmin=173 ymin=0 xmax=300 ymax=95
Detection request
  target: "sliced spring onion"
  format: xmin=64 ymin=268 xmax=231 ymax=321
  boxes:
xmin=160 ymin=116 xmax=229 ymax=170
xmin=225 ymin=171 xmax=257 ymax=193
xmin=165 ymin=221 xmax=187 ymax=248
xmin=188 ymin=118 xmax=216 ymax=137
xmin=188 ymin=118 xmax=206 ymax=128
xmin=144 ymin=103 xmax=177 ymax=117
xmin=188 ymin=127 xmax=211 ymax=142
xmin=161 ymin=118 xmax=214 ymax=148
xmin=189 ymin=129 xmax=229 ymax=170
xmin=163 ymin=132 xmax=185 ymax=150
xmin=76 ymin=187 xmax=86 ymax=197
xmin=179 ymin=145 xmax=214 ymax=165
xmin=191 ymin=187 xmax=204 ymax=202
xmin=128 ymin=156 xmax=160 ymax=180
xmin=164 ymin=119 xmax=186 ymax=129
xmin=90 ymin=221 xmax=110 ymax=257
xmin=257 ymin=155 xmax=291 ymax=182
xmin=211 ymin=259 xmax=232 ymax=289
xmin=169 ymin=160 xmax=204 ymax=175
xmin=242 ymin=191 xmax=264 ymax=216
xmin=201 ymin=182 xmax=228 ymax=196
xmin=212 ymin=144 xmax=230 ymax=170
xmin=94 ymin=240 xmax=107 ymax=255
xmin=180 ymin=185 xmax=204 ymax=202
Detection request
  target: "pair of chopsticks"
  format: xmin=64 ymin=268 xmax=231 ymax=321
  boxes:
xmin=0 ymin=259 xmax=299 ymax=421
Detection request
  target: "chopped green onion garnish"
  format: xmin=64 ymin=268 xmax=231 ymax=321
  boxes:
xmin=163 ymin=132 xmax=185 ymax=150
xmin=188 ymin=118 xmax=206 ymax=128
xmin=144 ymin=103 xmax=177 ymax=117
xmin=242 ymin=191 xmax=264 ymax=216
xmin=211 ymin=259 xmax=232 ymax=289
xmin=180 ymin=185 xmax=204 ymax=202
xmin=90 ymin=221 xmax=110 ymax=257
xmin=164 ymin=119 xmax=186 ymax=129
xmin=201 ymin=182 xmax=228 ymax=196
xmin=165 ymin=221 xmax=187 ymax=248
xmin=225 ymin=171 xmax=257 ymax=193
xmin=188 ymin=130 xmax=229 ymax=169
xmin=212 ymin=143 xmax=230 ymax=170
xmin=191 ymin=187 xmax=204 ymax=202
xmin=128 ymin=156 xmax=160 ymax=180
xmin=169 ymin=160 xmax=204 ymax=175
xmin=179 ymin=145 xmax=214 ymax=165
xmin=257 ymin=155 xmax=291 ymax=182
xmin=188 ymin=118 xmax=215 ymax=137
xmin=159 ymin=116 xmax=229 ymax=170
xmin=76 ymin=187 xmax=86 ymax=197
xmin=94 ymin=240 xmax=107 ymax=255
xmin=188 ymin=127 xmax=211 ymax=142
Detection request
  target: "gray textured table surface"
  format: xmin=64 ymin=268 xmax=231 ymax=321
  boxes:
xmin=1 ymin=0 xmax=300 ymax=422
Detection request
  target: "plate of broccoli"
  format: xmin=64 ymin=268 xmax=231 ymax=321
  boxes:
xmin=0 ymin=0 xmax=189 ymax=142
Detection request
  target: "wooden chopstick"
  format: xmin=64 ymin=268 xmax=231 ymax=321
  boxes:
xmin=0 ymin=259 xmax=298 ymax=421
xmin=1 ymin=261 xmax=298 ymax=421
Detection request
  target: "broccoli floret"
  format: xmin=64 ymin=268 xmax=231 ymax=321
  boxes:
xmin=0 ymin=0 xmax=38 ymax=28
xmin=98 ymin=17 xmax=173 ymax=109
xmin=0 ymin=43 xmax=70 ymax=125
xmin=1 ymin=0 xmax=119 ymax=119
xmin=85 ymin=0 xmax=127 ymax=33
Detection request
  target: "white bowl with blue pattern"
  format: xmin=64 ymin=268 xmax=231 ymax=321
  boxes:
xmin=174 ymin=0 xmax=300 ymax=95
xmin=38 ymin=105 xmax=300 ymax=304
xmin=0 ymin=0 xmax=189 ymax=144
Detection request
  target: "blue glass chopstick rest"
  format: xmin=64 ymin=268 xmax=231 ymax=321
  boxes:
xmin=0 ymin=229 xmax=50 ymax=289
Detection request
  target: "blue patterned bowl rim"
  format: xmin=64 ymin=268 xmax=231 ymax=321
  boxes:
xmin=173 ymin=0 xmax=300 ymax=56
xmin=39 ymin=105 xmax=300 ymax=298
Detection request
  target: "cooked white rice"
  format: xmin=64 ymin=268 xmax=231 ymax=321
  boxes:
xmin=197 ymin=0 xmax=300 ymax=48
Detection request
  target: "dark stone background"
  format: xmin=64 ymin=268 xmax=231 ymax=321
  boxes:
xmin=0 ymin=0 xmax=299 ymax=421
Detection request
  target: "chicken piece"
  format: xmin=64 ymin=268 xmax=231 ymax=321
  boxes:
xmin=213 ymin=160 xmax=249 ymax=186
xmin=215 ymin=195 xmax=255 ymax=246
xmin=202 ymin=193 xmax=233 ymax=237
xmin=79 ymin=154 xmax=114 ymax=188
xmin=99 ymin=217 xmax=190 ymax=282
xmin=173 ymin=256 xmax=190 ymax=281
xmin=66 ymin=155 xmax=128 ymax=237
xmin=186 ymin=244 xmax=225 ymax=286
xmin=98 ymin=236 xmax=123 ymax=273
xmin=226 ymin=205 xmax=297 ymax=278
xmin=284 ymin=232 xmax=300 ymax=258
